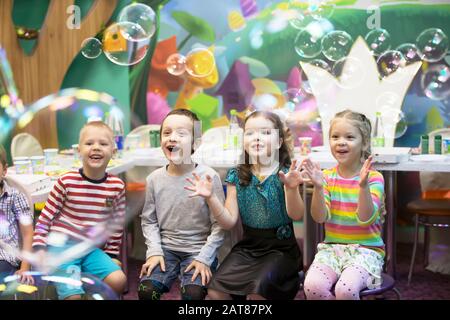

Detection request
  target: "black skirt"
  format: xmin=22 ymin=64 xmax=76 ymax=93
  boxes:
xmin=208 ymin=224 xmax=302 ymax=300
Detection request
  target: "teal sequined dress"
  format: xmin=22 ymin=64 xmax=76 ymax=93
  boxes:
xmin=208 ymin=167 xmax=302 ymax=299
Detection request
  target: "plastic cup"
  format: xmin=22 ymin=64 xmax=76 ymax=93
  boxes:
xmin=30 ymin=156 xmax=45 ymax=174
xmin=298 ymin=137 xmax=312 ymax=155
xmin=443 ymin=138 xmax=450 ymax=155
xmin=43 ymin=148 xmax=58 ymax=165
xmin=126 ymin=134 xmax=140 ymax=150
xmin=72 ymin=144 xmax=79 ymax=160
xmin=14 ymin=158 xmax=31 ymax=174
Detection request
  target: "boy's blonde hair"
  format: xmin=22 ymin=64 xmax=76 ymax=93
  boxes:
xmin=0 ymin=144 xmax=7 ymax=167
xmin=79 ymin=121 xmax=115 ymax=145
xmin=330 ymin=109 xmax=372 ymax=161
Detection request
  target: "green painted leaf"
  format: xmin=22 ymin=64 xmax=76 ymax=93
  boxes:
xmin=171 ymin=11 xmax=215 ymax=42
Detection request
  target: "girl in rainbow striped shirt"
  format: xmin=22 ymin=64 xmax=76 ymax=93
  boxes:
xmin=302 ymin=110 xmax=385 ymax=300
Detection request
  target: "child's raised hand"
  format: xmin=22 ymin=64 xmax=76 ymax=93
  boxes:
xmin=185 ymin=260 xmax=212 ymax=286
xmin=184 ymin=172 xmax=213 ymax=199
xmin=359 ymin=155 xmax=373 ymax=188
xmin=278 ymin=159 xmax=304 ymax=189
xmin=140 ymin=255 xmax=166 ymax=279
xmin=303 ymin=158 xmax=323 ymax=188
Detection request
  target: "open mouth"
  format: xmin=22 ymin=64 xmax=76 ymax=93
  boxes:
xmin=336 ymin=150 xmax=349 ymax=155
xmin=89 ymin=154 xmax=103 ymax=160
xmin=252 ymin=144 xmax=264 ymax=151
xmin=167 ymin=145 xmax=180 ymax=153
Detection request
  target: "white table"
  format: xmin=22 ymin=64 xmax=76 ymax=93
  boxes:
xmin=7 ymin=157 xmax=136 ymax=204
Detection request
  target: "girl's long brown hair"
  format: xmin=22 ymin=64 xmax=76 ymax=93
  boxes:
xmin=238 ymin=111 xmax=293 ymax=186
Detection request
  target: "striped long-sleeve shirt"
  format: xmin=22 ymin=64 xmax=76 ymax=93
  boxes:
xmin=322 ymin=166 xmax=385 ymax=256
xmin=32 ymin=169 xmax=126 ymax=257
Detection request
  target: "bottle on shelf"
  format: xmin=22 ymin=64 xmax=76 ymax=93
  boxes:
xmin=372 ymin=112 xmax=385 ymax=148
xmin=224 ymin=109 xmax=242 ymax=151
xmin=420 ymin=134 xmax=429 ymax=154
xmin=434 ymin=135 xmax=442 ymax=155
xmin=105 ymin=112 xmax=124 ymax=158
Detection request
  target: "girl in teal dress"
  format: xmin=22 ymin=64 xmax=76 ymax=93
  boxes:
xmin=185 ymin=111 xmax=305 ymax=299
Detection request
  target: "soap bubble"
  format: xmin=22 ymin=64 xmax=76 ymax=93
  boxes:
xmin=321 ymin=30 xmax=353 ymax=61
xmin=380 ymin=107 xmax=408 ymax=139
xmin=118 ymin=2 xmax=156 ymax=40
xmin=332 ymin=57 xmax=366 ymax=89
xmin=80 ymin=38 xmax=102 ymax=59
xmin=377 ymin=50 xmax=407 ymax=79
xmin=421 ymin=64 xmax=450 ymax=100
xmin=416 ymin=28 xmax=449 ymax=63
xmin=166 ymin=53 xmax=186 ymax=76
xmin=102 ymin=22 xmax=150 ymax=66
xmin=294 ymin=29 xmax=322 ymax=59
xmin=365 ymin=28 xmax=391 ymax=56
xmin=396 ymin=43 xmax=421 ymax=64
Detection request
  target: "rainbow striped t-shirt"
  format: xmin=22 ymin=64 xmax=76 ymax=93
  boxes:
xmin=322 ymin=166 xmax=385 ymax=257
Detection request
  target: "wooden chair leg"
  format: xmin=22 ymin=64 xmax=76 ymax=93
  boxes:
xmin=408 ymin=214 xmax=420 ymax=286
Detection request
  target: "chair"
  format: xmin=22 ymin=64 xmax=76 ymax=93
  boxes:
xmin=406 ymin=171 xmax=450 ymax=285
xmin=10 ymin=133 xmax=43 ymax=158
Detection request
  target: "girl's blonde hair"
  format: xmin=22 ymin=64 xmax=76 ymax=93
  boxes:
xmin=330 ymin=110 xmax=386 ymax=222
xmin=330 ymin=109 xmax=372 ymax=161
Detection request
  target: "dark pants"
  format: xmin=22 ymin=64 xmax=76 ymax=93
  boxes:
xmin=0 ymin=260 xmax=17 ymax=278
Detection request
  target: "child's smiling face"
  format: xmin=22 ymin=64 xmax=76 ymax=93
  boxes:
xmin=329 ymin=118 xmax=364 ymax=166
xmin=160 ymin=114 xmax=194 ymax=165
xmin=244 ymin=115 xmax=281 ymax=165
xmin=78 ymin=126 xmax=115 ymax=171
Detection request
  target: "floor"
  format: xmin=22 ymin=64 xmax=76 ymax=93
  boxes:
xmin=122 ymin=242 xmax=450 ymax=300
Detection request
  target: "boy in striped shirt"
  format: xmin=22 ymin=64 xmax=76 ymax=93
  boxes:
xmin=32 ymin=121 xmax=127 ymax=299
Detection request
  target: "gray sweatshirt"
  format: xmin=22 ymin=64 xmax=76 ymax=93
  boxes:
xmin=141 ymin=164 xmax=225 ymax=266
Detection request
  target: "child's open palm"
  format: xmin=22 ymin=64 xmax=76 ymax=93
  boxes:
xmin=359 ymin=156 xmax=373 ymax=188
xmin=278 ymin=159 xmax=304 ymax=189
xmin=184 ymin=173 xmax=213 ymax=199
xmin=303 ymin=158 xmax=323 ymax=187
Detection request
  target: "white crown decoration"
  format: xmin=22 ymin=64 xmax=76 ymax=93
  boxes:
xmin=300 ymin=36 xmax=422 ymax=147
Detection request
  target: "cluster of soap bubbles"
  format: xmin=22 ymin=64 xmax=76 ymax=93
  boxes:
xmin=296 ymin=23 xmax=449 ymax=101
xmin=288 ymin=0 xmax=352 ymax=62
xmin=165 ymin=47 xmax=216 ymax=78
xmin=81 ymin=3 xmax=156 ymax=66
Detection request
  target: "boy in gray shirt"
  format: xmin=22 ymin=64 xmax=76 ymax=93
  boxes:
xmin=138 ymin=109 xmax=225 ymax=300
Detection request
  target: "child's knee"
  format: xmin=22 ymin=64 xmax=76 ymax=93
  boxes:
xmin=334 ymin=282 xmax=359 ymax=300
xmin=181 ymin=285 xmax=206 ymax=300
xmin=304 ymin=277 xmax=332 ymax=299
xmin=138 ymin=279 xmax=166 ymax=300
xmin=104 ymin=270 xmax=127 ymax=293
